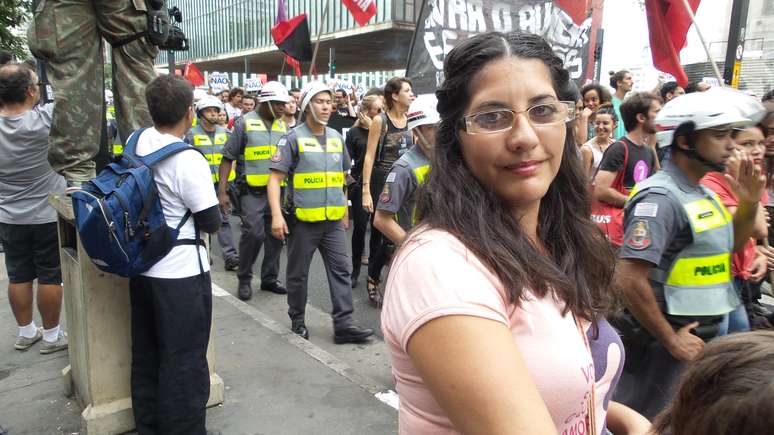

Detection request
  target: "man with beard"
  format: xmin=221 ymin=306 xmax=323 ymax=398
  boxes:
xmin=594 ymin=92 xmax=662 ymax=245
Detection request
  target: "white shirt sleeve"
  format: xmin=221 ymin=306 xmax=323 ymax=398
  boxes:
xmin=174 ymin=149 xmax=218 ymax=213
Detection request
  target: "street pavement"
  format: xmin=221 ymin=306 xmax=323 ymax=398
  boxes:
xmin=0 ymin=216 xmax=399 ymax=435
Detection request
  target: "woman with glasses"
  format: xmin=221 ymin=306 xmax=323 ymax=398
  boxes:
xmin=346 ymin=95 xmax=384 ymax=288
xmin=381 ymin=32 xmax=648 ymax=434
xmin=361 ymin=77 xmax=415 ymax=304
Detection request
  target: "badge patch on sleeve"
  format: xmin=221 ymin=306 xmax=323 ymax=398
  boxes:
xmin=626 ymin=219 xmax=652 ymax=250
xmin=633 ymin=202 xmax=659 ymax=217
xmin=379 ymin=184 xmax=390 ymax=204
xmin=271 ymin=150 xmax=282 ymax=162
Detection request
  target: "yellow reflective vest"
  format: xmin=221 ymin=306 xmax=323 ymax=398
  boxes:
xmin=190 ymin=124 xmax=234 ymax=183
xmin=290 ymin=123 xmax=347 ymax=222
xmin=629 ymin=170 xmax=738 ymax=316
xmin=243 ymin=112 xmax=287 ymax=187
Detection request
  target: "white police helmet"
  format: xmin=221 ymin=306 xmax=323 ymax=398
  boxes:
xmin=655 ymin=87 xmax=765 ymax=148
xmin=259 ymin=81 xmax=290 ymax=104
xmin=407 ymin=94 xmax=440 ymax=131
xmin=195 ymin=95 xmax=223 ymax=116
xmin=299 ymin=81 xmax=333 ymax=115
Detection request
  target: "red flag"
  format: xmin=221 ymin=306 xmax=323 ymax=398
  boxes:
xmin=645 ymin=0 xmax=700 ymax=87
xmin=342 ymin=0 xmax=377 ymax=27
xmin=285 ymin=55 xmax=302 ymax=77
xmin=554 ymin=0 xmax=589 ymax=26
xmin=183 ymin=61 xmax=205 ymax=86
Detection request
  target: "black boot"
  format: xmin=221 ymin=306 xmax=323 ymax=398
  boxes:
xmin=237 ymin=280 xmax=252 ymax=301
xmin=260 ymin=280 xmax=288 ymax=295
xmin=291 ymin=321 xmax=309 ymax=340
xmin=334 ymin=325 xmax=374 ymax=344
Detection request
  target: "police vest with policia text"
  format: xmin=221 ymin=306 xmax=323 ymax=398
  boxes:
xmin=628 ymin=171 xmax=739 ymax=317
xmin=287 ymin=123 xmax=347 ymax=223
xmin=190 ymin=124 xmax=234 ymax=183
xmin=243 ymin=112 xmax=287 ymax=187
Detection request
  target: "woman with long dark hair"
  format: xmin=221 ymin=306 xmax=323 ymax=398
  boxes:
xmin=361 ymin=77 xmax=414 ymax=303
xmin=381 ymin=32 xmax=649 ymax=434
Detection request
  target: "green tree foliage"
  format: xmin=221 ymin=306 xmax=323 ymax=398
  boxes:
xmin=0 ymin=1 xmax=32 ymax=59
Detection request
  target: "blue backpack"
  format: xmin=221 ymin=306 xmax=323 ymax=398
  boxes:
xmin=71 ymin=128 xmax=204 ymax=277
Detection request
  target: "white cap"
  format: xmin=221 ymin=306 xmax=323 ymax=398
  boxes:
xmin=299 ymin=81 xmax=332 ymax=114
xmin=195 ymin=95 xmax=223 ymax=115
xmin=259 ymin=81 xmax=290 ymax=103
xmin=655 ymin=87 xmax=765 ymax=148
xmin=407 ymin=94 xmax=440 ymax=131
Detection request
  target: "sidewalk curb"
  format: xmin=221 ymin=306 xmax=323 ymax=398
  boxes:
xmin=211 ymin=283 xmax=400 ymax=411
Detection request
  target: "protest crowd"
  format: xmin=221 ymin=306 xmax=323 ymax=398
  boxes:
xmin=2 ymin=4 xmax=774 ymax=435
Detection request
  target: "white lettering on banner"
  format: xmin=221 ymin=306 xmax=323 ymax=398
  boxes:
xmin=354 ymin=0 xmax=374 ymax=10
xmin=491 ymin=3 xmax=512 ymax=31
xmin=209 ymin=73 xmax=230 ymax=91
xmin=245 ymin=78 xmax=262 ymax=93
xmin=421 ymin=0 xmax=592 ymax=82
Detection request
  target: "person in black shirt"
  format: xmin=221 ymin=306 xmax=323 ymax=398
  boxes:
xmin=345 ymin=95 xmax=383 ymax=287
xmin=595 ymin=92 xmax=662 ymax=203
xmin=328 ymin=88 xmax=357 ymax=134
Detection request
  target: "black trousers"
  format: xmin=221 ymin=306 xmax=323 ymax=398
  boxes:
xmin=367 ymin=168 xmax=392 ymax=282
xmin=348 ymin=181 xmax=370 ymax=276
xmin=129 ymin=272 xmax=213 ymax=435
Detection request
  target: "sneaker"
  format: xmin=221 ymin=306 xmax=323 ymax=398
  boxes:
xmin=224 ymin=256 xmax=239 ymax=271
xmin=40 ymin=330 xmax=68 ymax=355
xmin=14 ymin=328 xmax=42 ymax=351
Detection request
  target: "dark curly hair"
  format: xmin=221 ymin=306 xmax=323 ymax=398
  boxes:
xmin=0 ymin=63 xmax=35 ymax=105
xmin=580 ymin=83 xmax=611 ymax=107
xmin=413 ymin=31 xmax=617 ymax=322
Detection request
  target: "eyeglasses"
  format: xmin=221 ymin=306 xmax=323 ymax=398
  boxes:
xmin=462 ymin=101 xmax=576 ymax=135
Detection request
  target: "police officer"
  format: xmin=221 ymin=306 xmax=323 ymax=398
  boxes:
xmin=613 ymin=88 xmax=766 ymax=419
xmin=185 ymin=95 xmax=239 ymax=271
xmin=268 ymin=81 xmax=374 ymax=344
xmin=369 ymin=95 xmax=436 ymax=304
xmin=218 ymin=81 xmax=289 ymax=300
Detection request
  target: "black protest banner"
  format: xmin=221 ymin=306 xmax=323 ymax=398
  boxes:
xmin=406 ymin=0 xmax=605 ymax=94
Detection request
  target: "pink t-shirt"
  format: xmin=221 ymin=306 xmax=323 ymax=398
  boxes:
xmin=381 ymin=229 xmax=598 ymax=435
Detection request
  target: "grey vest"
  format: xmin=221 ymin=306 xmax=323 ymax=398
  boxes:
xmin=391 ymin=146 xmax=430 ymax=229
xmin=632 ymin=171 xmax=738 ymax=316
xmin=291 ymin=123 xmax=347 ymax=222
xmin=243 ymin=112 xmax=286 ymax=187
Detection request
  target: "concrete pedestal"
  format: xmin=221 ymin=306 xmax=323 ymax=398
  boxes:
xmin=50 ymin=194 xmax=224 ymax=435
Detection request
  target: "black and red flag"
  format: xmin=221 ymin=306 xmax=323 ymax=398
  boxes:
xmin=271 ymin=0 xmax=313 ymax=65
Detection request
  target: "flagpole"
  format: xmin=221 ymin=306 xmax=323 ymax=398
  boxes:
xmin=308 ymin=0 xmax=331 ymax=77
xmin=680 ymin=0 xmax=724 ymax=85
xmin=280 ymin=55 xmax=287 ymax=76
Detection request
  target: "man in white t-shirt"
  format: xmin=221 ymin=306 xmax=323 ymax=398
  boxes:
xmin=130 ymin=75 xmax=221 ymax=435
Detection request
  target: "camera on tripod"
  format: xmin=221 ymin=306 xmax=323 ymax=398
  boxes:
xmin=159 ymin=6 xmax=188 ymax=51
xmin=146 ymin=0 xmax=189 ymax=51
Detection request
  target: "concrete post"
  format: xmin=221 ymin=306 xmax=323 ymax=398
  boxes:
xmin=50 ymin=194 xmax=224 ymax=434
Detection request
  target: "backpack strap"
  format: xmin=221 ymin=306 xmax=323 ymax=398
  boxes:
xmin=122 ymin=128 xmax=147 ymax=167
xmin=140 ymin=141 xmax=204 ymax=168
